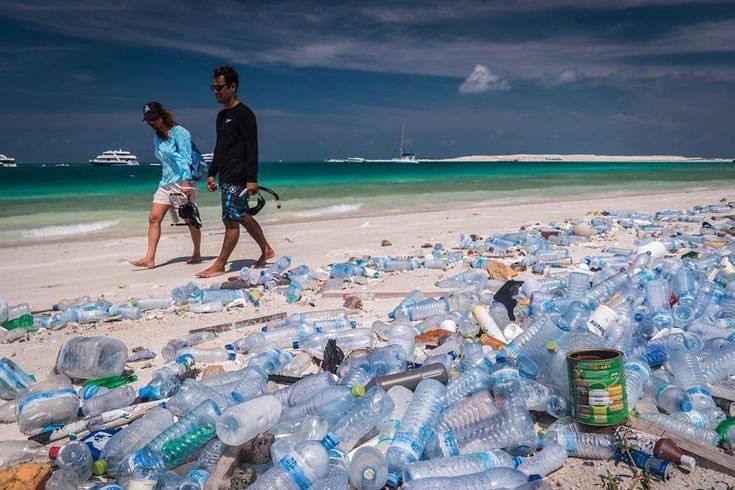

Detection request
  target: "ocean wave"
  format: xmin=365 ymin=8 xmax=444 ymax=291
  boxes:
xmin=22 ymin=219 xmax=120 ymax=239
xmin=293 ymin=203 xmax=362 ymax=218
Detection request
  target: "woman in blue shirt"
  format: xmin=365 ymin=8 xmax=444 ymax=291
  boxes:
xmin=131 ymin=101 xmax=201 ymax=268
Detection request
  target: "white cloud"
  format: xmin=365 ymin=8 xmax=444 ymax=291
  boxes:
xmin=554 ymin=68 xmax=584 ymax=85
xmin=459 ymin=65 xmax=509 ymax=94
xmin=70 ymin=72 xmax=96 ymax=82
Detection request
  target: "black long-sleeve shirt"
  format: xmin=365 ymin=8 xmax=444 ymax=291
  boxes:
xmin=208 ymin=102 xmax=258 ymax=184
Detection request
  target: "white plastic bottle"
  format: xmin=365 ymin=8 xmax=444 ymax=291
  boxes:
xmin=216 ymin=395 xmax=283 ymax=446
xmin=55 ymin=336 xmax=128 ymax=380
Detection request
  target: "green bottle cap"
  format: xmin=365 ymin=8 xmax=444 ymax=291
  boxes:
xmin=352 ymin=384 xmax=366 ymax=398
xmin=92 ymin=459 xmax=108 ymax=476
xmin=716 ymin=417 xmax=735 ymax=442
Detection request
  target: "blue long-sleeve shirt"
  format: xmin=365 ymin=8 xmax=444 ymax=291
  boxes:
xmin=154 ymin=125 xmax=192 ymax=187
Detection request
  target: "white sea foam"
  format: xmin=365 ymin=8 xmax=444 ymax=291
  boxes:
xmin=22 ymin=219 xmax=120 ymax=239
xmin=293 ymin=203 xmax=362 ymax=218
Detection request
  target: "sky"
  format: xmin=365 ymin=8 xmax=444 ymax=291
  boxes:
xmin=1 ymin=0 xmax=734 ymax=162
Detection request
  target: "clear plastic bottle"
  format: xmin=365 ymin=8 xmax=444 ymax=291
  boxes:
xmin=456 ymin=403 xmax=536 ymax=457
xmin=175 ymin=346 xmax=235 ymax=364
xmin=439 ymin=390 xmax=499 ymax=435
xmin=349 ymin=446 xmax=388 ymax=490
xmin=322 ymin=386 xmax=394 ymax=452
xmin=75 ymin=308 xmax=108 ymax=325
xmin=637 ymin=412 xmax=719 ymax=446
xmin=400 ymin=467 xmax=529 ymax=490
xmin=187 ymin=300 xmax=224 ymax=314
xmin=388 ymin=323 xmax=416 ymax=361
xmin=518 ymin=441 xmax=567 ymax=477
xmin=703 ymin=344 xmax=735 ymax=383
xmin=186 ymin=438 xmax=227 ymax=487
xmin=269 ymin=416 xmax=328 ymax=463
xmin=625 ymin=361 xmax=651 ymax=411
xmin=2 ymin=303 xmax=34 ymax=330
xmin=166 ymin=379 xmax=232 ymax=416
xmin=385 ymin=379 xmax=447 ymax=486
xmin=297 ymin=329 xmax=375 ymax=359
xmin=375 ymin=385 xmax=413 ymax=453
xmin=542 ymin=429 xmax=614 ymax=459
xmin=566 ymin=272 xmax=591 ymax=299
xmin=53 ymin=296 xmax=92 ymax=311
xmin=286 ymin=372 xmax=336 ymax=407
xmin=56 ymin=336 xmax=128 ymax=380
xmin=229 ymin=367 xmax=268 ymax=403
xmin=161 ymin=332 xmax=217 ymax=361
xmin=49 ymin=440 xmax=94 ymax=483
xmin=107 ymin=305 xmax=142 ymax=320
xmin=248 ymin=440 xmax=329 ymax=490
xmin=34 ymin=311 xmax=71 ymax=331
xmin=133 ymin=400 xmax=221 ymax=470
xmin=99 ymin=407 xmax=175 ymax=475
xmin=0 ymin=357 xmax=35 ymax=400
xmin=131 ymin=297 xmax=172 ymax=311
xmin=15 ymin=375 xmax=80 ymax=434
xmin=645 ymin=374 xmax=693 ymax=413
xmin=0 ymin=440 xmax=48 ymax=468
xmin=645 ymin=280 xmax=673 ymax=328
xmin=82 ymin=385 xmax=137 ymax=416
xmin=227 ymin=324 xmax=316 ymax=353
xmin=402 ymin=450 xmax=519 ymax=482
xmin=216 ymin=395 xmax=282 ymax=446
xmin=392 ymin=298 xmax=451 ymax=322
xmin=311 ymin=448 xmax=350 ymax=490
xmin=282 ymin=385 xmax=356 ymax=422
xmin=443 ymin=366 xmax=492 ymax=407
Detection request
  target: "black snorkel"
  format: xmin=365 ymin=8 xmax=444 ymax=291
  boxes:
xmin=245 ymin=186 xmax=281 ymax=216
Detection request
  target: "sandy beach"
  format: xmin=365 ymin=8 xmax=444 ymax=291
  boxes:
xmin=1 ymin=187 xmax=734 ymax=488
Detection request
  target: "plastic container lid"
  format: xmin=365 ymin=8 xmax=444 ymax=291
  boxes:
xmin=351 ymin=384 xmax=366 ymax=398
xmin=48 ymin=446 xmax=60 ymax=460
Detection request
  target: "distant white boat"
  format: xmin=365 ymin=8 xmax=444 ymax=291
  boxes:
xmin=149 ymin=162 xmax=162 ymax=167
xmin=90 ymin=149 xmax=139 ymax=166
xmin=55 ymin=163 xmax=70 ymax=167
xmin=327 ymin=125 xmax=420 ymax=163
xmin=202 ymin=153 xmax=214 ymax=165
xmin=1 ymin=154 xmax=16 ymax=167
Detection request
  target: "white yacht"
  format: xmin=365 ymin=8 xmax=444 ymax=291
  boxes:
xmin=0 ymin=154 xmax=16 ymax=167
xmin=90 ymin=149 xmax=139 ymax=166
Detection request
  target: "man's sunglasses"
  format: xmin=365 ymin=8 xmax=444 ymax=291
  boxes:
xmin=210 ymin=84 xmax=231 ymax=92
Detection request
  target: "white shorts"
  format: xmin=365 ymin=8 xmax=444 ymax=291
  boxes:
xmin=153 ymin=182 xmax=198 ymax=207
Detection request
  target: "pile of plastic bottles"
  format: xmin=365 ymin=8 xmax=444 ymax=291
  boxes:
xmin=0 ymin=201 xmax=734 ymax=488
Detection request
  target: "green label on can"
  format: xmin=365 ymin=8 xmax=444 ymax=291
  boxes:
xmin=567 ymin=349 xmax=628 ymax=426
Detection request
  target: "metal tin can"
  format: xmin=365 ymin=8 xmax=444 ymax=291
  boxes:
xmin=567 ymin=348 xmax=628 ymax=426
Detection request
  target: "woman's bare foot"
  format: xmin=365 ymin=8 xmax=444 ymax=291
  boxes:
xmin=130 ymin=257 xmax=155 ymax=269
xmin=186 ymin=254 xmax=202 ymax=265
xmin=196 ymin=262 xmax=227 ymax=278
xmin=254 ymin=247 xmax=276 ymax=268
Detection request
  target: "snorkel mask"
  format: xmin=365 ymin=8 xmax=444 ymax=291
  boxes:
xmin=246 ymin=186 xmax=282 ymax=216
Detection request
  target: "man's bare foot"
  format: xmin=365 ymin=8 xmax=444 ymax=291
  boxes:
xmin=130 ymin=257 xmax=155 ymax=269
xmin=196 ymin=263 xmax=227 ymax=278
xmin=186 ymin=254 xmax=202 ymax=265
xmin=254 ymin=247 xmax=276 ymax=268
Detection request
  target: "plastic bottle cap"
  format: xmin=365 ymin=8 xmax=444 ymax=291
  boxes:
xmin=92 ymin=459 xmax=108 ymax=476
xmin=715 ymin=417 xmax=735 ymax=441
xmin=224 ymin=343 xmax=234 ymax=351
xmin=352 ymin=384 xmax=366 ymax=398
xmin=545 ymin=341 xmax=559 ymax=353
xmin=681 ymin=400 xmax=693 ymax=412
xmin=68 ymin=434 xmax=77 ymax=441
xmin=680 ymin=455 xmax=696 ymax=468
xmin=386 ymin=473 xmax=400 ymax=487
xmin=48 ymin=446 xmax=60 ymax=460
xmin=227 ymin=352 xmax=237 ymax=361
xmin=138 ymin=387 xmax=153 ymax=401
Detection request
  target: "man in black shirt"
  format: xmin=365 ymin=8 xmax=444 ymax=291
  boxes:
xmin=197 ymin=66 xmax=275 ymax=277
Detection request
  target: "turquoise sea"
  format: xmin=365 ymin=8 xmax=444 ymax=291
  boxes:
xmin=1 ymin=161 xmax=733 ymax=246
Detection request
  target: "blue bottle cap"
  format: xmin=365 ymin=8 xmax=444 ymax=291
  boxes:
xmin=138 ymin=386 xmax=154 ymax=401
xmin=681 ymin=400 xmax=693 ymax=412
xmin=227 ymin=352 xmax=237 ymax=361
xmin=224 ymin=344 xmax=234 ymax=351
xmin=386 ymin=473 xmax=400 ymax=487
xmin=321 ymin=433 xmax=339 ymax=450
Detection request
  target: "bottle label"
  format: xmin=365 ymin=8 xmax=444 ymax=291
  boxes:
xmin=127 ymin=480 xmax=156 ymax=490
xmin=680 ymin=410 xmax=707 ymax=428
xmin=81 ymin=427 xmax=122 ymax=460
xmin=377 ymin=418 xmax=401 ymax=446
xmin=328 ymin=449 xmax=348 ymax=465
xmin=188 ymin=469 xmax=210 ymax=486
xmin=557 ymin=432 xmax=578 ymax=454
xmin=279 ymin=455 xmax=312 ymax=490
xmin=81 ymin=384 xmax=103 ymax=400
xmin=434 ymin=429 xmax=459 ymax=457
xmin=392 ymin=431 xmax=426 ymax=459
